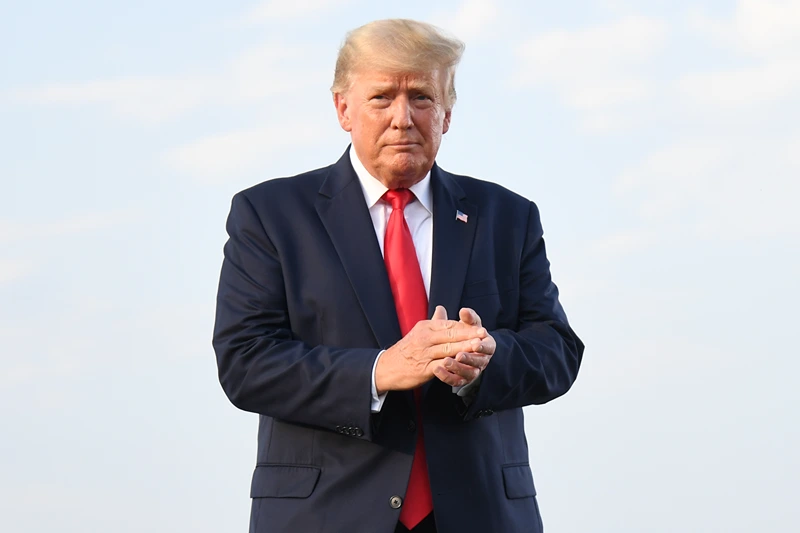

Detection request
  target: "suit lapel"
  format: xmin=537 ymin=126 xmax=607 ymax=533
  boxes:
xmin=428 ymin=165 xmax=478 ymax=320
xmin=315 ymin=150 xmax=402 ymax=349
xmin=424 ymin=165 xmax=478 ymax=400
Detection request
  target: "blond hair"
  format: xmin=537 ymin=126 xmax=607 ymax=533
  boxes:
xmin=331 ymin=19 xmax=465 ymax=110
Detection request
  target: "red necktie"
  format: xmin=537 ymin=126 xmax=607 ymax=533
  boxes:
xmin=382 ymin=189 xmax=433 ymax=529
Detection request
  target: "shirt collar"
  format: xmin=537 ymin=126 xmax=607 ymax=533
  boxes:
xmin=349 ymin=145 xmax=432 ymax=214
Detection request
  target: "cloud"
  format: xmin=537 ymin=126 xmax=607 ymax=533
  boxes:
xmin=165 ymin=123 xmax=326 ymax=181
xmin=0 ymin=211 xmax=136 ymax=244
xmin=431 ymin=0 xmax=499 ymax=41
xmin=510 ymin=3 xmax=799 ymax=131
xmin=0 ymin=259 xmax=34 ymax=285
xmin=587 ymin=230 xmax=656 ymax=260
xmin=688 ymin=0 xmax=800 ymax=59
xmin=8 ymin=42 xmax=327 ymax=124
xmin=677 ymin=58 xmax=800 ymax=110
xmin=595 ymin=0 xmax=635 ymax=13
xmin=236 ymin=0 xmax=355 ymax=24
xmin=564 ymin=78 xmax=650 ymax=111
xmin=789 ymin=136 xmax=800 ymax=169
xmin=224 ymin=42 xmax=326 ymax=102
xmin=0 ymin=212 xmax=135 ymax=285
xmin=0 ymin=301 xmax=113 ymax=392
xmin=515 ymin=16 xmax=667 ymax=84
xmin=11 ymin=77 xmax=212 ymax=123
xmin=682 ymin=1 xmax=800 ymax=111
xmin=513 ymin=15 xmax=668 ymax=132
xmin=614 ymin=137 xmax=800 ymax=239
xmin=0 ymin=357 xmax=80 ymax=389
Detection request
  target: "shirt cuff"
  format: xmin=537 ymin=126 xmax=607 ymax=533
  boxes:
xmin=371 ymin=350 xmax=388 ymax=413
xmin=453 ymin=373 xmax=482 ymax=405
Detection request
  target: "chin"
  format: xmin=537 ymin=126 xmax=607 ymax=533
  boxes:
xmin=390 ymin=153 xmax=425 ymax=170
xmin=388 ymin=159 xmax=427 ymax=182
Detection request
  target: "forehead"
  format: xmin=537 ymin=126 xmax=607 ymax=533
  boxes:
xmin=350 ymin=69 xmax=444 ymax=91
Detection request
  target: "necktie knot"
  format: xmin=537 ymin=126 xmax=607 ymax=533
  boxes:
xmin=383 ymin=188 xmax=414 ymax=211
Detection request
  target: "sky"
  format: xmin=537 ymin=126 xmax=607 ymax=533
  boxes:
xmin=1 ymin=0 xmax=799 ymax=531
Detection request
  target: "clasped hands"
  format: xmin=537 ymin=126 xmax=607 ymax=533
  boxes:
xmin=374 ymin=306 xmax=495 ymax=394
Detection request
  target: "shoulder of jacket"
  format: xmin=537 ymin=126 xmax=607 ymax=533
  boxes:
xmin=441 ymin=169 xmax=534 ymax=207
xmin=234 ymin=164 xmax=332 ymax=203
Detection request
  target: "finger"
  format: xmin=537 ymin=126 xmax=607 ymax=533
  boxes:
xmin=429 ymin=319 xmax=480 ymax=332
xmin=452 ymin=334 xmax=495 ymax=356
xmin=428 ymin=337 xmax=487 ymax=360
xmin=459 ymin=307 xmax=482 ymax=327
xmin=442 ymin=357 xmax=482 ymax=380
xmin=432 ymin=364 xmax=470 ymax=387
xmin=428 ymin=325 xmax=487 ymax=345
xmin=473 ymin=334 xmax=496 ymax=356
xmin=431 ymin=305 xmax=447 ymax=321
xmin=454 ymin=352 xmax=491 ymax=370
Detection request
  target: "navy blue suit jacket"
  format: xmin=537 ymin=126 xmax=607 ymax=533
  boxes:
xmin=213 ymin=149 xmax=584 ymax=533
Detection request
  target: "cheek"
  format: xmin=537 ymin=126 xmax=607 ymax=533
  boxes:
xmin=351 ymin=117 xmax=374 ymax=140
xmin=420 ymin=109 xmax=445 ymax=135
xmin=421 ymin=119 xmax=444 ymax=143
xmin=360 ymin=112 xmax=389 ymax=136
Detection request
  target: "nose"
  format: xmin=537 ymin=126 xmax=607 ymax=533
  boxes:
xmin=389 ymin=95 xmax=413 ymax=130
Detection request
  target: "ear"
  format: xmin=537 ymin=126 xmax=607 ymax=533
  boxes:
xmin=334 ymin=92 xmax=352 ymax=132
xmin=442 ymin=109 xmax=452 ymax=135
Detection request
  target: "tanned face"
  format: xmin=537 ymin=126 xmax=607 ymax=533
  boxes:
xmin=334 ymin=69 xmax=452 ymax=189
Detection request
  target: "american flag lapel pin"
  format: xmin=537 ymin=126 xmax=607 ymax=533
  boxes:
xmin=455 ymin=210 xmax=468 ymax=223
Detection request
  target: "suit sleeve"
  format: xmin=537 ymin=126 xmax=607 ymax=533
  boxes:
xmin=212 ymin=192 xmax=379 ymax=439
xmin=461 ymin=201 xmax=584 ymax=420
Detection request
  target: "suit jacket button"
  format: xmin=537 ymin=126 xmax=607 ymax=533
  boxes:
xmin=355 ymin=427 xmax=364 ymax=437
xmin=335 ymin=425 xmax=342 ymax=433
xmin=407 ymin=420 xmax=416 ymax=432
xmin=389 ymin=496 xmax=403 ymax=509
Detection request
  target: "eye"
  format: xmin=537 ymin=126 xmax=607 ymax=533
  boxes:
xmin=411 ymin=91 xmax=434 ymax=104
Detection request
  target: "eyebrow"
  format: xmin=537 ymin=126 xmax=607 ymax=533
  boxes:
xmin=368 ymin=80 xmax=435 ymax=93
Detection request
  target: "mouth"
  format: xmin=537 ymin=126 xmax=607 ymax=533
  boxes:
xmin=386 ymin=141 xmax=419 ymax=148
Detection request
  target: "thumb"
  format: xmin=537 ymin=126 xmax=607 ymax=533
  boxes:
xmin=431 ymin=305 xmax=448 ymax=321
xmin=459 ymin=307 xmax=481 ymax=326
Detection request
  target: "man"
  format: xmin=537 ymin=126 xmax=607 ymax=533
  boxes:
xmin=213 ymin=18 xmax=583 ymax=533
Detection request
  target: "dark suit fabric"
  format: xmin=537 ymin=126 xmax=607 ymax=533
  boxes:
xmin=213 ymin=150 xmax=584 ymax=533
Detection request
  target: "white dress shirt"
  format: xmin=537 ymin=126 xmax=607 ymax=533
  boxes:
xmin=349 ymin=147 xmax=478 ymax=413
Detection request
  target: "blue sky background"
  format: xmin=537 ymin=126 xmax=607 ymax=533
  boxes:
xmin=2 ymin=1 xmax=799 ymax=531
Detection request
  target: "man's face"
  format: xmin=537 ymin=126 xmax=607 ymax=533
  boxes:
xmin=334 ymin=69 xmax=452 ymax=189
